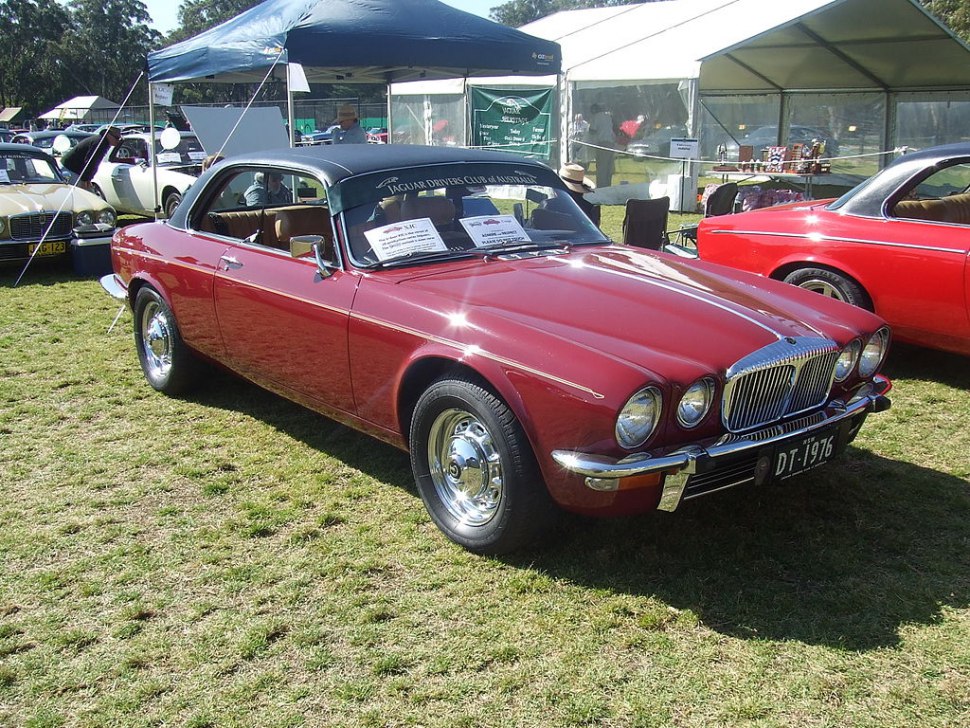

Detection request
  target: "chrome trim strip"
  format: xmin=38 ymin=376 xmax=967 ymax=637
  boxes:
xmin=350 ymin=311 xmax=605 ymax=400
xmin=705 ymin=228 xmax=962 ymax=256
xmin=551 ymin=389 xmax=886 ymax=481
xmin=120 ymin=250 xmax=604 ymax=400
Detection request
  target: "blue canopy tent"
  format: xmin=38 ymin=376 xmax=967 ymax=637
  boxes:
xmin=148 ymin=0 xmax=561 ymax=85
xmin=142 ymin=0 xmax=560 ymax=214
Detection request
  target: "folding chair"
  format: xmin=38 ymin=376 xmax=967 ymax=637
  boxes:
xmin=622 ymin=196 xmax=670 ymax=250
xmin=673 ymin=182 xmax=738 ymax=249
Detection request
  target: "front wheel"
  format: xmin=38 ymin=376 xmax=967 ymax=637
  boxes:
xmin=133 ymin=286 xmax=200 ymax=394
xmin=783 ymin=267 xmax=870 ymax=309
xmin=409 ymin=376 xmax=557 ymax=554
xmin=163 ymin=191 xmax=182 ymax=218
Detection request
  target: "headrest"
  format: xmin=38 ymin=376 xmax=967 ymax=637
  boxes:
xmin=275 ymin=206 xmax=329 ymax=242
xmin=400 ymin=196 xmax=455 ymax=227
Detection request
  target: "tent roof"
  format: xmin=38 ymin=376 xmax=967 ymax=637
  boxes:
xmin=0 ymin=107 xmax=23 ymax=123
xmin=520 ymin=0 xmax=970 ymax=92
xmin=148 ymin=0 xmax=561 ymax=85
xmin=38 ymin=96 xmax=120 ymax=120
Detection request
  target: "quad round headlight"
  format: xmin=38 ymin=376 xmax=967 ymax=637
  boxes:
xmin=677 ymin=377 xmax=715 ymax=428
xmin=616 ymin=386 xmax=662 ymax=449
xmin=834 ymin=340 xmax=861 ymax=382
xmin=97 ymin=209 xmax=116 ymax=226
xmin=76 ymin=211 xmax=94 ymax=226
xmin=859 ymin=327 xmax=890 ymax=377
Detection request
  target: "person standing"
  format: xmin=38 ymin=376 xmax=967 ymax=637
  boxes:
xmin=587 ymin=104 xmax=616 ymax=188
xmin=331 ymin=105 xmax=367 ymax=145
xmin=60 ymin=126 xmax=122 ymax=191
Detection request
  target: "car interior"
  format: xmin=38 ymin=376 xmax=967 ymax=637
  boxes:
xmin=891 ymin=161 xmax=970 ymax=224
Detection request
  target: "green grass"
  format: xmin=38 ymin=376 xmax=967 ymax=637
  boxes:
xmin=0 ymin=264 xmax=968 ymax=727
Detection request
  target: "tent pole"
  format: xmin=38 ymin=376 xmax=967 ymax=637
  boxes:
xmin=287 ymin=65 xmax=296 ymax=148
xmin=149 ymin=83 xmax=160 ymax=218
xmin=386 ymin=79 xmax=392 ymax=145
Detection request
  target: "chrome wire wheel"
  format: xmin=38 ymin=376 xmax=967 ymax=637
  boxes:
xmin=140 ymin=299 xmax=174 ymax=382
xmin=427 ymin=407 xmax=504 ymax=527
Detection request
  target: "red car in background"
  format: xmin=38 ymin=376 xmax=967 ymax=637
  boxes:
xmin=697 ymin=143 xmax=970 ymax=357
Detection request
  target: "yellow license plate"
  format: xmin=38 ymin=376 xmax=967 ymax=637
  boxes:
xmin=26 ymin=241 xmax=67 ymax=257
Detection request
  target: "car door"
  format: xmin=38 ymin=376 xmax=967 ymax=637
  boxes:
xmin=878 ymin=165 xmax=970 ymax=349
xmin=200 ymin=167 xmax=358 ymax=416
xmin=101 ymin=138 xmax=149 ymax=213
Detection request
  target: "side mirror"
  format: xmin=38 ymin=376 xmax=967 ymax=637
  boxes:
xmin=291 ymin=234 xmax=338 ymax=278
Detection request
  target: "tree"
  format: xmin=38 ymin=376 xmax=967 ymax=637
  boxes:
xmin=54 ymin=0 xmax=161 ymax=103
xmin=920 ymin=0 xmax=970 ymax=41
xmin=170 ymin=0 xmax=262 ymax=43
xmin=490 ymin=0 xmax=649 ymax=28
xmin=0 ymin=0 xmax=70 ymax=112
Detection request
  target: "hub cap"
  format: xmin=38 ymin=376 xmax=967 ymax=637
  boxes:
xmin=798 ymin=278 xmax=846 ymax=301
xmin=140 ymin=300 xmax=173 ymax=380
xmin=427 ymin=408 xmax=504 ymax=526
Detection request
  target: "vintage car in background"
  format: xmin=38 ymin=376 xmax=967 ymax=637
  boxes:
xmin=697 ymin=143 xmax=970 ymax=357
xmin=92 ymin=131 xmax=205 ymax=217
xmin=0 ymin=142 xmax=115 ymax=265
xmin=12 ymin=129 xmax=94 ymax=157
xmin=101 ymin=145 xmax=892 ymax=553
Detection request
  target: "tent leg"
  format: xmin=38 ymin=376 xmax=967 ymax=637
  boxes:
xmin=149 ymin=84 xmax=160 ymax=218
xmin=287 ymin=70 xmax=296 ymax=148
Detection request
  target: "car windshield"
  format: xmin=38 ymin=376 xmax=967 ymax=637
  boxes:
xmin=339 ymin=171 xmax=609 ymax=268
xmin=153 ymin=136 xmax=206 ymax=166
xmin=0 ymin=151 xmax=62 ymax=184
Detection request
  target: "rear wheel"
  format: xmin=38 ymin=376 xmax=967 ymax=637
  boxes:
xmin=783 ymin=267 xmax=870 ymax=309
xmin=133 ymin=286 xmax=200 ymax=394
xmin=164 ymin=191 xmax=182 ymax=218
xmin=409 ymin=376 xmax=557 ymax=554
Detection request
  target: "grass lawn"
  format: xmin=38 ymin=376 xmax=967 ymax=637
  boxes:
xmin=0 ymin=254 xmax=968 ymax=727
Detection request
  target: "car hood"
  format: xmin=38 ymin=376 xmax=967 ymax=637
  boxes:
xmin=389 ymin=246 xmax=877 ymax=381
xmin=1 ymin=183 xmax=111 ymax=213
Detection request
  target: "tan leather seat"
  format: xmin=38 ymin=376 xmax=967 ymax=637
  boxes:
xmin=894 ymin=193 xmax=970 ymax=224
xmin=275 ymin=206 xmax=330 ymax=244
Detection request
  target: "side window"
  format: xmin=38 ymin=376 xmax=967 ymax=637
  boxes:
xmin=892 ymin=160 xmax=970 ymax=223
xmin=192 ymin=167 xmax=332 ymax=255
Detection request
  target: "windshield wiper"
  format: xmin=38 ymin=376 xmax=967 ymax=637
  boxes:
xmin=370 ymin=248 xmax=483 ymax=270
xmin=481 ymin=241 xmax=570 ymax=256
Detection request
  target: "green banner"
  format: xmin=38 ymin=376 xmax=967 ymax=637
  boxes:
xmin=470 ymin=87 xmax=553 ymax=160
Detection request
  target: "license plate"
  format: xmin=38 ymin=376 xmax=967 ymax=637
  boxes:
xmin=27 ymin=241 xmax=67 ymax=257
xmin=772 ymin=429 xmax=838 ymax=481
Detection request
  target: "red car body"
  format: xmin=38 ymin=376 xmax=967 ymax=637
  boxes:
xmin=697 ymin=143 xmax=970 ymax=356
xmin=102 ymin=145 xmax=892 ymax=553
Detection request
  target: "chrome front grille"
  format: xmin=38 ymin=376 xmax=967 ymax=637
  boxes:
xmin=9 ymin=211 xmax=73 ymax=242
xmin=722 ymin=337 xmax=839 ymax=433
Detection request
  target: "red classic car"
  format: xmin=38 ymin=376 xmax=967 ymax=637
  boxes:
xmin=696 ymin=143 xmax=970 ymax=357
xmin=101 ymin=145 xmax=892 ymax=553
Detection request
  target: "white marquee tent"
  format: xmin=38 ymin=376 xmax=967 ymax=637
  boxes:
xmin=39 ymin=96 xmax=120 ymax=122
xmin=391 ymin=0 xmax=970 ymax=208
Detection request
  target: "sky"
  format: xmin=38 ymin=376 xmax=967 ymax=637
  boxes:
xmin=143 ymin=0 xmax=498 ymax=36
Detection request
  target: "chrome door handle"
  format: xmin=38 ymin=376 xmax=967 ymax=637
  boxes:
xmin=218 ymin=255 xmax=242 ymax=270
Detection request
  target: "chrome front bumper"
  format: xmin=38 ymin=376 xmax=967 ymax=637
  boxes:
xmin=99 ymin=272 xmax=128 ymax=301
xmin=551 ymin=379 xmax=891 ymax=512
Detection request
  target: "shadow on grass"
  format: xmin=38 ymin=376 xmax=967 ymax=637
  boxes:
xmin=187 ymin=348 xmax=967 ymax=654
xmin=883 ymin=342 xmax=969 ymax=389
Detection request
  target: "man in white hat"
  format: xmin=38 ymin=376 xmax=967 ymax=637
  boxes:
xmin=332 ymin=104 xmax=367 ymax=144
xmin=556 ymin=163 xmax=600 ymax=225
